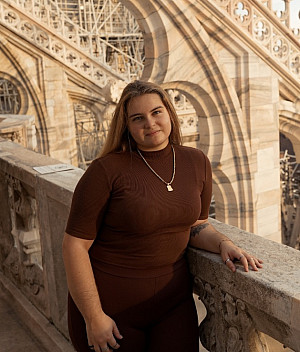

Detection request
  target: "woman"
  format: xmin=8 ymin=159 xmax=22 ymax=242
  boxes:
xmin=63 ymin=80 xmax=263 ymax=352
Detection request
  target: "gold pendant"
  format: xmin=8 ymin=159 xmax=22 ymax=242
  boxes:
xmin=167 ymin=184 xmax=173 ymax=191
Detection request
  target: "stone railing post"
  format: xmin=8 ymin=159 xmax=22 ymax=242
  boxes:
xmin=193 ymin=276 xmax=269 ymax=351
xmin=187 ymin=218 xmax=300 ymax=352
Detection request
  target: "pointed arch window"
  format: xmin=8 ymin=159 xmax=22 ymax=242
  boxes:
xmin=74 ymin=103 xmax=110 ymax=169
xmin=0 ymin=79 xmax=21 ymax=114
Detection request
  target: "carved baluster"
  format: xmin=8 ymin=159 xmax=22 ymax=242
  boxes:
xmin=194 ymin=277 xmax=269 ymax=352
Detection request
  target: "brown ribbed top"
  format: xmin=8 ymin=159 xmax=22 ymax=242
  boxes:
xmin=66 ymin=144 xmax=212 ymax=278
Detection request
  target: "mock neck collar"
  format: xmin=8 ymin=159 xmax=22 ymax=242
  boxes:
xmin=136 ymin=143 xmax=172 ymax=159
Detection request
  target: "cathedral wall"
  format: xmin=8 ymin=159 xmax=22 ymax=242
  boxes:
xmin=2 ymin=0 xmax=299 ymax=242
xmin=0 ymin=32 xmax=110 ymax=165
xmin=130 ymin=0 xmax=282 ymax=240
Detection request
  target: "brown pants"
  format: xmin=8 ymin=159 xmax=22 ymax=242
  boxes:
xmin=68 ymin=261 xmax=199 ymax=352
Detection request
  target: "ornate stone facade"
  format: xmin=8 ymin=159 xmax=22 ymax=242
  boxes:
xmin=0 ymin=0 xmax=300 ymax=243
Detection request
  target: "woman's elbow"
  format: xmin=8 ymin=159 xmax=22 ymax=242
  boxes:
xmin=62 ymin=233 xmax=94 ymax=255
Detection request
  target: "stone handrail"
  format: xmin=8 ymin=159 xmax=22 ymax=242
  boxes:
xmin=0 ymin=138 xmax=82 ymax=350
xmin=188 ymin=218 xmax=300 ymax=352
xmin=0 ymin=138 xmax=299 ymax=351
xmin=200 ymin=0 xmax=300 ymax=88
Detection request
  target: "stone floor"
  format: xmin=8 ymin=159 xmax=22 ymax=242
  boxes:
xmin=0 ymin=287 xmax=47 ymax=352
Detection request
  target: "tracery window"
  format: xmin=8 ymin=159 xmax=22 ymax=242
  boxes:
xmin=280 ymin=133 xmax=300 ymax=249
xmin=167 ymin=89 xmax=199 ymax=136
xmin=0 ymin=79 xmax=21 ymax=114
xmin=74 ymin=103 xmax=110 ymax=169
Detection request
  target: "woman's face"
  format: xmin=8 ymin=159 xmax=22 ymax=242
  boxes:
xmin=127 ymin=93 xmax=172 ymax=152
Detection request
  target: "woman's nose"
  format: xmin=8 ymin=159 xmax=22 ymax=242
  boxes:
xmin=144 ymin=116 xmax=155 ymax=128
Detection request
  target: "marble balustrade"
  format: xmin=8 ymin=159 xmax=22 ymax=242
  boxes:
xmin=0 ymin=138 xmax=299 ymax=351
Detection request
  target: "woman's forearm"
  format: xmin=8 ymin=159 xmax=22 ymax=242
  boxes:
xmin=189 ymin=220 xmax=263 ymax=272
xmin=189 ymin=220 xmax=231 ymax=253
xmin=62 ymin=233 xmax=103 ymax=322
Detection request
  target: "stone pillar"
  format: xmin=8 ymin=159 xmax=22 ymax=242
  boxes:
xmin=241 ymin=54 xmax=281 ymax=242
xmin=42 ymin=59 xmax=78 ymax=165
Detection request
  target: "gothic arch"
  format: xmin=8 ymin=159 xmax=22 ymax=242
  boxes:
xmin=0 ymin=36 xmax=49 ymax=154
xmin=120 ymin=0 xmax=169 ymax=82
xmin=123 ymin=0 xmax=254 ymax=230
xmin=161 ymin=80 xmax=239 ymax=226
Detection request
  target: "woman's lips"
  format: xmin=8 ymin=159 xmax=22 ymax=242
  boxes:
xmin=146 ymin=130 xmax=160 ymax=136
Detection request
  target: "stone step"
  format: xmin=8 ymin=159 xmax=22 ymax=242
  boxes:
xmin=0 ymin=287 xmax=47 ymax=352
xmin=0 ymin=273 xmax=75 ymax=352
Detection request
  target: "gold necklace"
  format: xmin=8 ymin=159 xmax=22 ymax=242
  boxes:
xmin=137 ymin=145 xmax=176 ymax=191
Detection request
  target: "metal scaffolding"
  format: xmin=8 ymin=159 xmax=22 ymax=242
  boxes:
xmin=280 ymin=150 xmax=300 ymax=249
xmin=51 ymin=0 xmax=144 ymax=168
xmin=54 ymin=0 xmax=144 ymax=78
xmin=74 ymin=103 xmax=109 ymax=169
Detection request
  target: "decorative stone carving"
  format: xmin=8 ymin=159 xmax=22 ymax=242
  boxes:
xmin=232 ymin=1 xmax=252 ymax=26
xmin=101 ymin=79 xmax=127 ymax=104
xmin=194 ymin=277 xmax=269 ymax=352
xmin=3 ymin=130 xmax=24 ymax=144
xmin=3 ymin=247 xmax=20 ymax=283
xmin=253 ymin=19 xmax=271 ymax=44
xmin=215 ymin=0 xmax=231 ymax=7
xmin=7 ymin=176 xmax=42 ymax=268
xmin=0 ymin=115 xmax=37 ymax=150
xmin=272 ymin=35 xmax=289 ymax=61
xmin=195 ymin=277 xmax=217 ymax=351
xmin=214 ymin=0 xmax=300 ymax=80
xmin=166 ymin=89 xmax=199 ymax=136
xmin=99 ymin=79 xmax=127 ymax=138
xmin=291 ymin=53 xmax=300 ymax=75
xmin=3 ymin=175 xmax=46 ymax=311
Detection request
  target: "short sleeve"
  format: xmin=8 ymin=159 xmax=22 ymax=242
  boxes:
xmin=198 ymin=154 xmax=212 ymax=220
xmin=65 ymin=159 xmax=111 ymax=240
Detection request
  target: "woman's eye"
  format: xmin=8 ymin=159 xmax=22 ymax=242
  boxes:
xmin=153 ymin=110 xmax=161 ymax=115
xmin=133 ymin=116 xmax=142 ymax=121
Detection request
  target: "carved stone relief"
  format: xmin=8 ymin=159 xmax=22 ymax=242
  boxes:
xmin=194 ymin=277 xmax=269 ymax=352
xmin=2 ymin=130 xmax=24 ymax=144
xmin=3 ymin=174 xmax=46 ymax=311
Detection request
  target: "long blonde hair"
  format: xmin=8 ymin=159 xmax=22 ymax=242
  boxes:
xmin=98 ymin=80 xmax=182 ymax=157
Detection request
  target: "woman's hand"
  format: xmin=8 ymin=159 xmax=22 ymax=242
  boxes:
xmin=189 ymin=219 xmax=263 ymax=273
xmin=62 ymin=234 xmax=123 ymax=351
xmin=220 ymin=240 xmax=263 ymax=272
xmin=86 ymin=312 xmax=123 ymax=351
